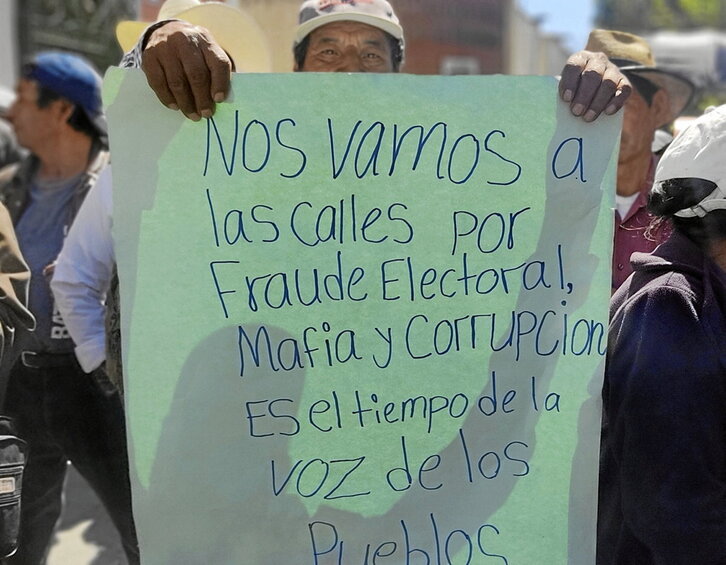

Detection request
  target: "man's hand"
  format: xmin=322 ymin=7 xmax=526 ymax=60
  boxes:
xmin=141 ymin=21 xmax=233 ymax=121
xmin=559 ymin=50 xmax=632 ymax=122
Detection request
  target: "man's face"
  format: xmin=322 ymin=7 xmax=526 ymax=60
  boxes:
xmin=6 ymin=79 xmax=61 ymax=152
xmin=619 ymin=87 xmax=668 ymax=166
xmin=298 ymin=21 xmax=395 ymax=73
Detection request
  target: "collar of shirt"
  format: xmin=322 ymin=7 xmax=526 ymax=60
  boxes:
xmin=618 ymin=154 xmax=656 ymax=223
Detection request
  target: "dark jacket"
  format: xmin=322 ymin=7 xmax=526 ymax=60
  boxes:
xmin=0 ymin=145 xmax=107 ymax=358
xmin=0 ymin=203 xmax=33 ymax=405
xmin=598 ymin=231 xmax=726 ymax=564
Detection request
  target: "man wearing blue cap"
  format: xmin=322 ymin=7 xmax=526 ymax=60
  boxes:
xmin=0 ymin=52 xmax=139 ymax=564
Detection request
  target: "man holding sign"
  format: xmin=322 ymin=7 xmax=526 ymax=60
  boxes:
xmin=54 ymin=0 xmax=625 ymax=563
xmin=56 ymin=1 xmax=632 ymax=376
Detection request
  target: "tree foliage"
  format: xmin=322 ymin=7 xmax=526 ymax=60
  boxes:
xmin=597 ymin=0 xmax=725 ymax=31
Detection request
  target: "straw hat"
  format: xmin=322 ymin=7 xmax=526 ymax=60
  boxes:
xmin=116 ymin=0 xmax=272 ymax=73
xmin=585 ymin=29 xmax=694 ymax=126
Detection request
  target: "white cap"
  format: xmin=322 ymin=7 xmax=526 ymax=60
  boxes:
xmin=654 ymin=104 xmax=726 ymax=218
xmin=295 ymin=0 xmax=404 ymax=47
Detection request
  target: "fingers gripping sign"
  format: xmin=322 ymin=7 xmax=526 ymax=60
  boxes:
xmin=559 ymin=50 xmax=632 ymax=123
xmin=142 ymin=21 xmax=232 ymax=121
xmin=138 ymin=23 xmax=631 ymax=125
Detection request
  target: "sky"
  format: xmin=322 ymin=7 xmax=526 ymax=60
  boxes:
xmin=518 ymin=0 xmax=596 ymax=53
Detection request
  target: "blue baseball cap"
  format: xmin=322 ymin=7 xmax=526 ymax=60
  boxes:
xmin=24 ymin=52 xmax=107 ymax=137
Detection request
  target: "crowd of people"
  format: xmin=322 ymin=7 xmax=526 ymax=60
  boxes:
xmin=0 ymin=0 xmax=723 ymax=563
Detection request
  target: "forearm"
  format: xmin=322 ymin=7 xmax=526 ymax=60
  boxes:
xmin=52 ymin=278 xmax=106 ymax=372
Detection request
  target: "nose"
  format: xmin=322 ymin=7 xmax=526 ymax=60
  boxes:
xmin=335 ymin=62 xmax=366 ymax=72
xmin=335 ymin=50 xmax=366 ymax=73
xmin=335 ymin=63 xmax=365 ymax=73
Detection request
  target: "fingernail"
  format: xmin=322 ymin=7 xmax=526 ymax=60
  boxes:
xmin=189 ymin=113 xmax=201 ymax=122
xmin=168 ymin=103 xmax=179 ymax=111
xmin=572 ymin=103 xmax=585 ymax=116
xmin=201 ymin=109 xmax=213 ymax=119
xmin=214 ymin=92 xmax=226 ymax=103
xmin=584 ymin=110 xmax=597 ymax=122
xmin=563 ymin=89 xmax=573 ymax=102
xmin=605 ymin=104 xmax=617 ymax=115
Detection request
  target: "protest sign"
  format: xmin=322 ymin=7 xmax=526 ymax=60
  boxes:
xmin=105 ymin=68 xmax=620 ymax=564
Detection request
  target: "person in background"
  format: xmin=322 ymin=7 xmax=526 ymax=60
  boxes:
xmin=583 ymin=30 xmax=695 ymax=292
xmin=598 ymin=104 xmax=726 ymax=564
xmin=0 ymin=90 xmax=23 ymax=170
xmin=0 ymin=88 xmax=34 ymax=564
xmin=0 ymin=52 xmax=138 ymax=564
xmin=0 ymin=86 xmax=34 ymax=399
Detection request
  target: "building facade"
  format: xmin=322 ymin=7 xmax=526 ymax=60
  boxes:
xmin=0 ymin=1 xmax=570 ymax=98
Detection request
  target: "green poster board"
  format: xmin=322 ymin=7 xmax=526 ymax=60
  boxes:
xmin=105 ymin=68 xmax=620 ymax=564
